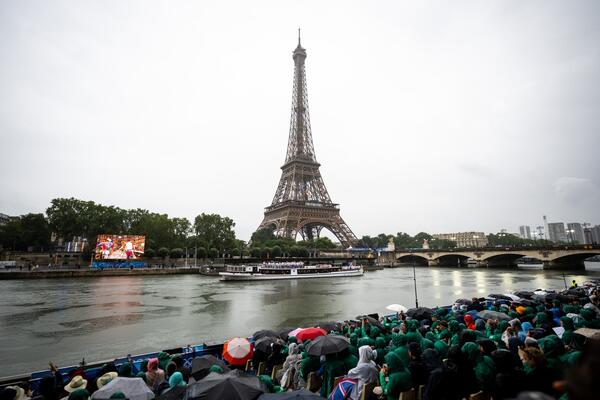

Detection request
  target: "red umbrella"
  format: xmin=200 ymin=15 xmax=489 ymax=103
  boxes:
xmin=296 ymin=328 xmax=327 ymax=343
xmin=223 ymin=337 xmax=254 ymax=366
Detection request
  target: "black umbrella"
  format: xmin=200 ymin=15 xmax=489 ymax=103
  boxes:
xmin=191 ymin=355 xmax=230 ymax=381
xmin=254 ymin=336 xmax=277 ymax=353
xmin=316 ymin=321 xmax=341 ymax=333
xmin=258 ymin=389 xmax=323 ymax=399
xmin=531 ymin=294 xmax=547 ymax=302
xmin=356 ymin=315 xmax=386 ymax=331
xmin=406 ymin=307 xmax=433 ymax=321
xmin=307 ymin=335 xmax=350 ymax=356
xmin=253 ymin=330 xmax=279 ymax=340
xmin=488 ymin=294 xmax=513 ymax=301
xmin=185 ymin=370 xmax=266 ymax=400
xmin=277 ymin=328 xmax=294 ymax=341
xmin=513 ymin=298 xmax=537 ymax=307
xmin=477 ymin=310 xmax=511 ymax=321
xmin=157 ymin=386 xmax=186 ymax=400
xmin=514 ymin=291 xmax=534 ymax=299
xmin=454 ymin=298 xmax=472 ymax=305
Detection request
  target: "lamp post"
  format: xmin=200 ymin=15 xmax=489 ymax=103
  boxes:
xmin=184 ymin=247 xmax=188 ymax=268
xmin=410 ymin=249 xmax=419 ymax=308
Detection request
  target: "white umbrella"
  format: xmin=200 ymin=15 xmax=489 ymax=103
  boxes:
xmin=502 ymin=293 xmax=521 ymax=301
xmin=386 ymin=304 xmax=408 ymax=313
xmin=91 ymin=378 xmax=153 ymax=400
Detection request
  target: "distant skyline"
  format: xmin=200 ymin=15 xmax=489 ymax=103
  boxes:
xmin=1 ymin=1 xmax=600 ymax=240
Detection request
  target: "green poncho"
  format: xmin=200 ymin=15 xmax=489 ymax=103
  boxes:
xmin=379 ymin=352 xmax=412 ymax=400
xmin=560 ymin=316 xmax=575 ymax=346
xmin=391 ymin=333 xmax=407 ymax=349
xmin=433 ymin=340 xmax=449 ymax=359
xmin=321 ymin=356 xmax=347 ymax=398
xmin=461 ymin=342 xmax=495 ymax=391
xmin=300 ymin=354 xmax=320 ymax=379
xmin=538 ymin=335 xmax=565 ymax=372
xmin=405 ymin=320 xmax=422 ymax=344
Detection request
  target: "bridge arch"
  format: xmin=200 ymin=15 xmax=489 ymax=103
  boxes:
xmin=396 ymin=254 xmax=429 ymax=265
xmin=481 ymin=253 xmax=527 ymax=267
xmin=434 ymin=253 xmax=471 ymax=267
xmin=547 ymin=252 xmax=598 ymax=269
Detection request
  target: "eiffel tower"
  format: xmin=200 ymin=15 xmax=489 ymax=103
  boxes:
xmin=257 ymin=32 xmax=358 ymax=247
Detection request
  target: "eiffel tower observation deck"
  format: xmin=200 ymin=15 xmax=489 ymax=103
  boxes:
xmin=257 ymin=31 xmax=358 ymax=247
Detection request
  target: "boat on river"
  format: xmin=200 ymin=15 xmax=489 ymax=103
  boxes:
xmin=219 ymin=261 xmax=364 ymax=281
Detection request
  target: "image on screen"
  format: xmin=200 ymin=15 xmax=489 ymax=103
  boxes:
xmin=95 ymin=235 xmax=146 ymax=260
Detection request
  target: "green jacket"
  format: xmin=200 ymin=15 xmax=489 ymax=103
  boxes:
xmin=321 ymin=357 xmax=347 ymax=398
xmin=379 ymin=352 xmax=412 ymax=400
xmin=462 ymin=342 xmax=495 ymax=391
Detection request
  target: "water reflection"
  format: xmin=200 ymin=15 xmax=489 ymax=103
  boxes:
xmin=0 ymin=266 xmax=597 ymax=375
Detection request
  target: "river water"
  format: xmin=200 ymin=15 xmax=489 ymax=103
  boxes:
xmin=1 ymin=264 xmax=599 ymax=376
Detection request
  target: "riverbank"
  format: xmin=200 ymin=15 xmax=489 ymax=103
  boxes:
xmin=0 ymin=267 xmax=201 ymax=279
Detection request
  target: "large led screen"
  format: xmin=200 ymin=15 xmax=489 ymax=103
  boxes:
xmin=95 ymin=235 xmax=145 ymax=260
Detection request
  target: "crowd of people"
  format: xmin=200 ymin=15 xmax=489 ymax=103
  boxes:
xmin=1 ymin=282 xmax=599 ymax=400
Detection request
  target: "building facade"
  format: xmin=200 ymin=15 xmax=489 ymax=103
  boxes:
xmin=589 ymin=225 xmax=600 ymax=245
xmin=432 ymin=232 xmax=488 ymax=248
xmin=566 ymin=223 xmax=585 ymax=244
xmin=519 ymin=225 xmax=532 ymax=240
xmin=547 ymin=222 xmax=566 ymax=243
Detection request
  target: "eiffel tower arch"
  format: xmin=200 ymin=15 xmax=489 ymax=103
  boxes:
xmin=257 ymin=32 xmax=358 ymax=247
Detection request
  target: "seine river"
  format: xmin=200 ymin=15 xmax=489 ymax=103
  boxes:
xmin=1 ymin=264 xmax=599 ymax=376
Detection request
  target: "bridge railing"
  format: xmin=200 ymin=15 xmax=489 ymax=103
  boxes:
xmin=389 ymin=244 xmax=600 ymax=253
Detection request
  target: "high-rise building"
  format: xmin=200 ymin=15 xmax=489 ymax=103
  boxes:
xmin=590 ymin=225 xmax=600 ymax=245
xmin=566 ymin=223 xmax=585 ymax=244
xmin=519 ymin=225 xmax=532 ymax=240
xmin=547 ymin=222 xmax=566 ymax=243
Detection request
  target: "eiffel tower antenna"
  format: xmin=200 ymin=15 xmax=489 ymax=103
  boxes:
xmin=256 ymin=33 xmax=358 ymax=247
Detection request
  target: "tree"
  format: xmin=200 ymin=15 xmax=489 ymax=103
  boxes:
xmin=250 ymin=228 xmax=276 ymax=244
xmin=170 ymin=248 xmax=184 ymax=258
xmin=250 ymin=247 xmax=261 ymax=258
xmin=208 ymin=247 xmax=219 ymax=258
xmin=271 ymin=245 xmax=282 ymax=257
xmin=145 ymin=248 xmax=156 ymax=258
xmin=194 ymin=213 xmax=236 ymax=251
xmin=290 ymin=245 xmax=308 ymax=257
xmin=231 ymin=248 xmax=241 ymax=257
xmin=0 ymin=213 xmax=51 ymax=251
xmin=157 ymin=247 xmax=170 ymax=258
xmin=196 ymin=247 xmax=207 ymax=258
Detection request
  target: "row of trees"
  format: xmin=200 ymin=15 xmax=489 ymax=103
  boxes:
xmin=0 ymin=198 xmax=240 ymax=257
xmin=0 ymin=197 xmax=559 ymax=256
xmin=359 ymin=232 xmax=456 ymax=250
xmin=359 ymin=231 xmax=554 ymax=250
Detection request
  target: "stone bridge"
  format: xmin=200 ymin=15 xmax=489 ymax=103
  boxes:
xmin=377 ymin=245 xmax=600 ymax=269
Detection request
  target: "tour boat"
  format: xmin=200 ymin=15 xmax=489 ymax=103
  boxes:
xmin=219 ymin=261 xmax=364 ymax=281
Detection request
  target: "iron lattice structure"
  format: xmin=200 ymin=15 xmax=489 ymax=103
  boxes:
xmin=257 ymin=34 xmax=358 ymax=247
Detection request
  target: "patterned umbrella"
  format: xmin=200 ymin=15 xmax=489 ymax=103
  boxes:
xmin=222 ymin=337 xmax=254 ymax=366
xmin=296 ymin=328 xmax=327 ymax=343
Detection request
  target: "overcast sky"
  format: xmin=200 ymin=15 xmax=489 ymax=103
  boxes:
xmin=1 ymin=1 xmax=599 ymax=241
